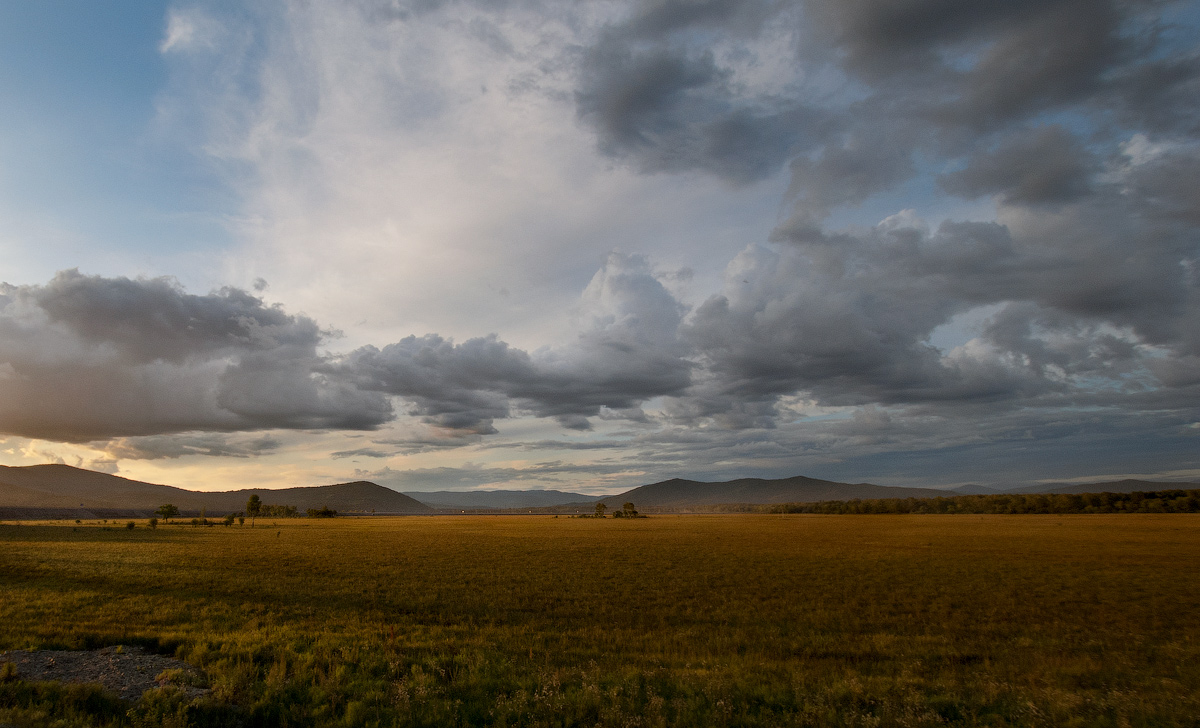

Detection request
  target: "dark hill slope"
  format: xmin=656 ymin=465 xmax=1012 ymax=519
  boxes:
xmin=599 ymin=476 xmax=950 ymax=509
xmin=0 ymin=464 xmax=215 ymax=510
xmin=0 ymin=465 xmax=430 ymax=514
xmin=201 ymin=481 xmax=431 ymax=513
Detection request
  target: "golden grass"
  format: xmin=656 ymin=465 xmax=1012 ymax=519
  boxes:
xmin=2 ymin=514 xmax=1199 ymax=726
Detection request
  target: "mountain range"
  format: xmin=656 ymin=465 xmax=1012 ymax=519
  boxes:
xmin=0 ymin=464 xmax=430 ymax=517
xmin=1 ymin=465 xmax=1196 ymax=518
xmin=595 ymin=476 xmax=950 ymax=510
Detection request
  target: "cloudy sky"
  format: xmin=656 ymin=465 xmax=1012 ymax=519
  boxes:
xmin=1 ymin=0 xmax=1198 ymax=494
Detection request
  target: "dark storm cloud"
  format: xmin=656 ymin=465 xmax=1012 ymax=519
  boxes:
xmin=0 ymin=270 xmax=393 ymax=441
xmin=803 ymin=0 xmax=1126 ymax=117
xmin=575 ymin=44 xmax=818 ymax=184
xmin=785 ymin=125 xmax=918 ymax=219
xmin=684 ymin=220 xmax=1037 ymax=408
xmin=575 ymin=0 xmax=828 ymax=185
xmin=939 ymin=126 xmax=1096 ymax=205
xmin=1118 ymin=139 xmax=1200 ymax=224
xmin=0 ymin=258 xmax=696 ymax=446
xmin=572 ymin=0 xmax=1200 ymax=445
xmin=677 ymin=143 xmax=1200 ymax=421
xmin=28 ymin=268 xmax=312 ymax=364
xmin=339 ymin=334 xmax=529 ymax=435
xmin=1109 ymin=53 xmax=1200 ymax=136
xmin=576 ymin=0 xmax=1199 ymax=209
xmin=101 ymin=433 xmax=282 ymax=460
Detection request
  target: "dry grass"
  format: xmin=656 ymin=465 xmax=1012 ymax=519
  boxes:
xmin=1 ymin=514 xmax=1198 ymax=726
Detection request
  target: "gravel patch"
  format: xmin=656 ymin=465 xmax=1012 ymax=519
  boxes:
xmin=0 ymin=645 xmax=208 ymax=702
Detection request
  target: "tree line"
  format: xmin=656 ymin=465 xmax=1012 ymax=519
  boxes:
xmin=150 ymin=495 xmax=338 ymax=526
xmin=765 ymin=489 xmax=1200 ymax=515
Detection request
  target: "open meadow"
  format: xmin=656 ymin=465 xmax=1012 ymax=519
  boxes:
xmin=2 ymin=514 xmax=1199 ymax=727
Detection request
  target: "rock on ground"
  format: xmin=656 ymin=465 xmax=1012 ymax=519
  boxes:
xmin=0 ymin=645 xmax=208 ymax=701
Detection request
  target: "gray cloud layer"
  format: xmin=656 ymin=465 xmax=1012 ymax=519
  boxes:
xmin=0 ymin=270 xmax=392 ymax=442
xmin=2 ymin=0 xmax=1197 ymax=485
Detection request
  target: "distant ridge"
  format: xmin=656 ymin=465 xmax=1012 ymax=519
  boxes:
xmin=953 ymin=479 xmax=1200 ymax=496
xmin=4 ymin=465 xmax=1195 ymax=518
xmin=596 ymin=475 xmax=950 ymax=509
xmin=1017 ymin=479 xmax=1200 ymax=496
xmin=0 ymin=464 xmax=431 ymax=516
xmin=951 ymin=484 xmax=1005 ymax=495
xmin=407 ymin=489 xmax=592 ymax=510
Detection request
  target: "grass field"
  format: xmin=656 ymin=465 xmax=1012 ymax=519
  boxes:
xmin=2 ymin=514 xmax=1199 ymax=727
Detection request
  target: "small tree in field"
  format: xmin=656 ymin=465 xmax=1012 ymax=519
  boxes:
xmin=622 ymin=502 xmax=638 ymax=518
xmin=156 ymin=504 xmax=179 ymax=522
xmin=594 ymin=502 xmax=607 ymax=518
xmin=246 ymin=494 xmax=262 ymax=526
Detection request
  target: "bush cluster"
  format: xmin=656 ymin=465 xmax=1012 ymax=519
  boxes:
xmin=767 ymin=489 xmax=1200 ymax=515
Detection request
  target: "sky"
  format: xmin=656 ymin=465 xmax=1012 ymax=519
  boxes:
xmin=1 ymin=0 xmax=1198 ymax=494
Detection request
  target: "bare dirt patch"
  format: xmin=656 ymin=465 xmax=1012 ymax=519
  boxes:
xmin=0 ymin=645 xmax=208 ymax=702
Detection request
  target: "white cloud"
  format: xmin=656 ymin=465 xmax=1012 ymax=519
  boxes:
xmin=160 ymin=8 xmax=221 ymax=54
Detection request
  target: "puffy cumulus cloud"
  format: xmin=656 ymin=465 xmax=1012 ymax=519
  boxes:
xmin=339 ymin=335 xmax=528 ymax=435
xmin=674 ymin=159 xmax=1200 ymax=424
xmin=0 ymin=270 xmax=393 ymax=442
xmin=637 ymin=0 xmax=1200 ymax=431
xmin=340 ymin=253 xmax=692 ymax=433
xmin=0 ymin=257 xmax=694 ymax=451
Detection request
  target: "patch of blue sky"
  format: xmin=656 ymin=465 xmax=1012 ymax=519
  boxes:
xmin=0 ymin=1 xmax=234 ymax=284
xmin=1152 ymin=1 xmax=1200 ymax=58
xmin=821 ymin=153 xmax=997 ymax=234
xmin=792 ymin=411 xmax=854 ymax=424
xmin=926 ymin=302 xmax=1007 ymax=352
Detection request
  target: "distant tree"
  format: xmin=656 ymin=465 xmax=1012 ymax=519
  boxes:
xmin=246 ymin=494 xmax=262 ymax=526
xmin=622 ymin=502 xmax=638 ymax=518
xmin=148 ymin=518 xmax=157 ymax=529
xmin=306 ymin=506 xmax=337 ymax=518
xmin=594 ymin=502 xmax=607 ymax=518
xmin=222 ymin=513 xmax=236 ymax=527
xmin=156 ymin=504 xmax=179 ymax=522
xmin=259 ymin=504 xmax=299 ymax=518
